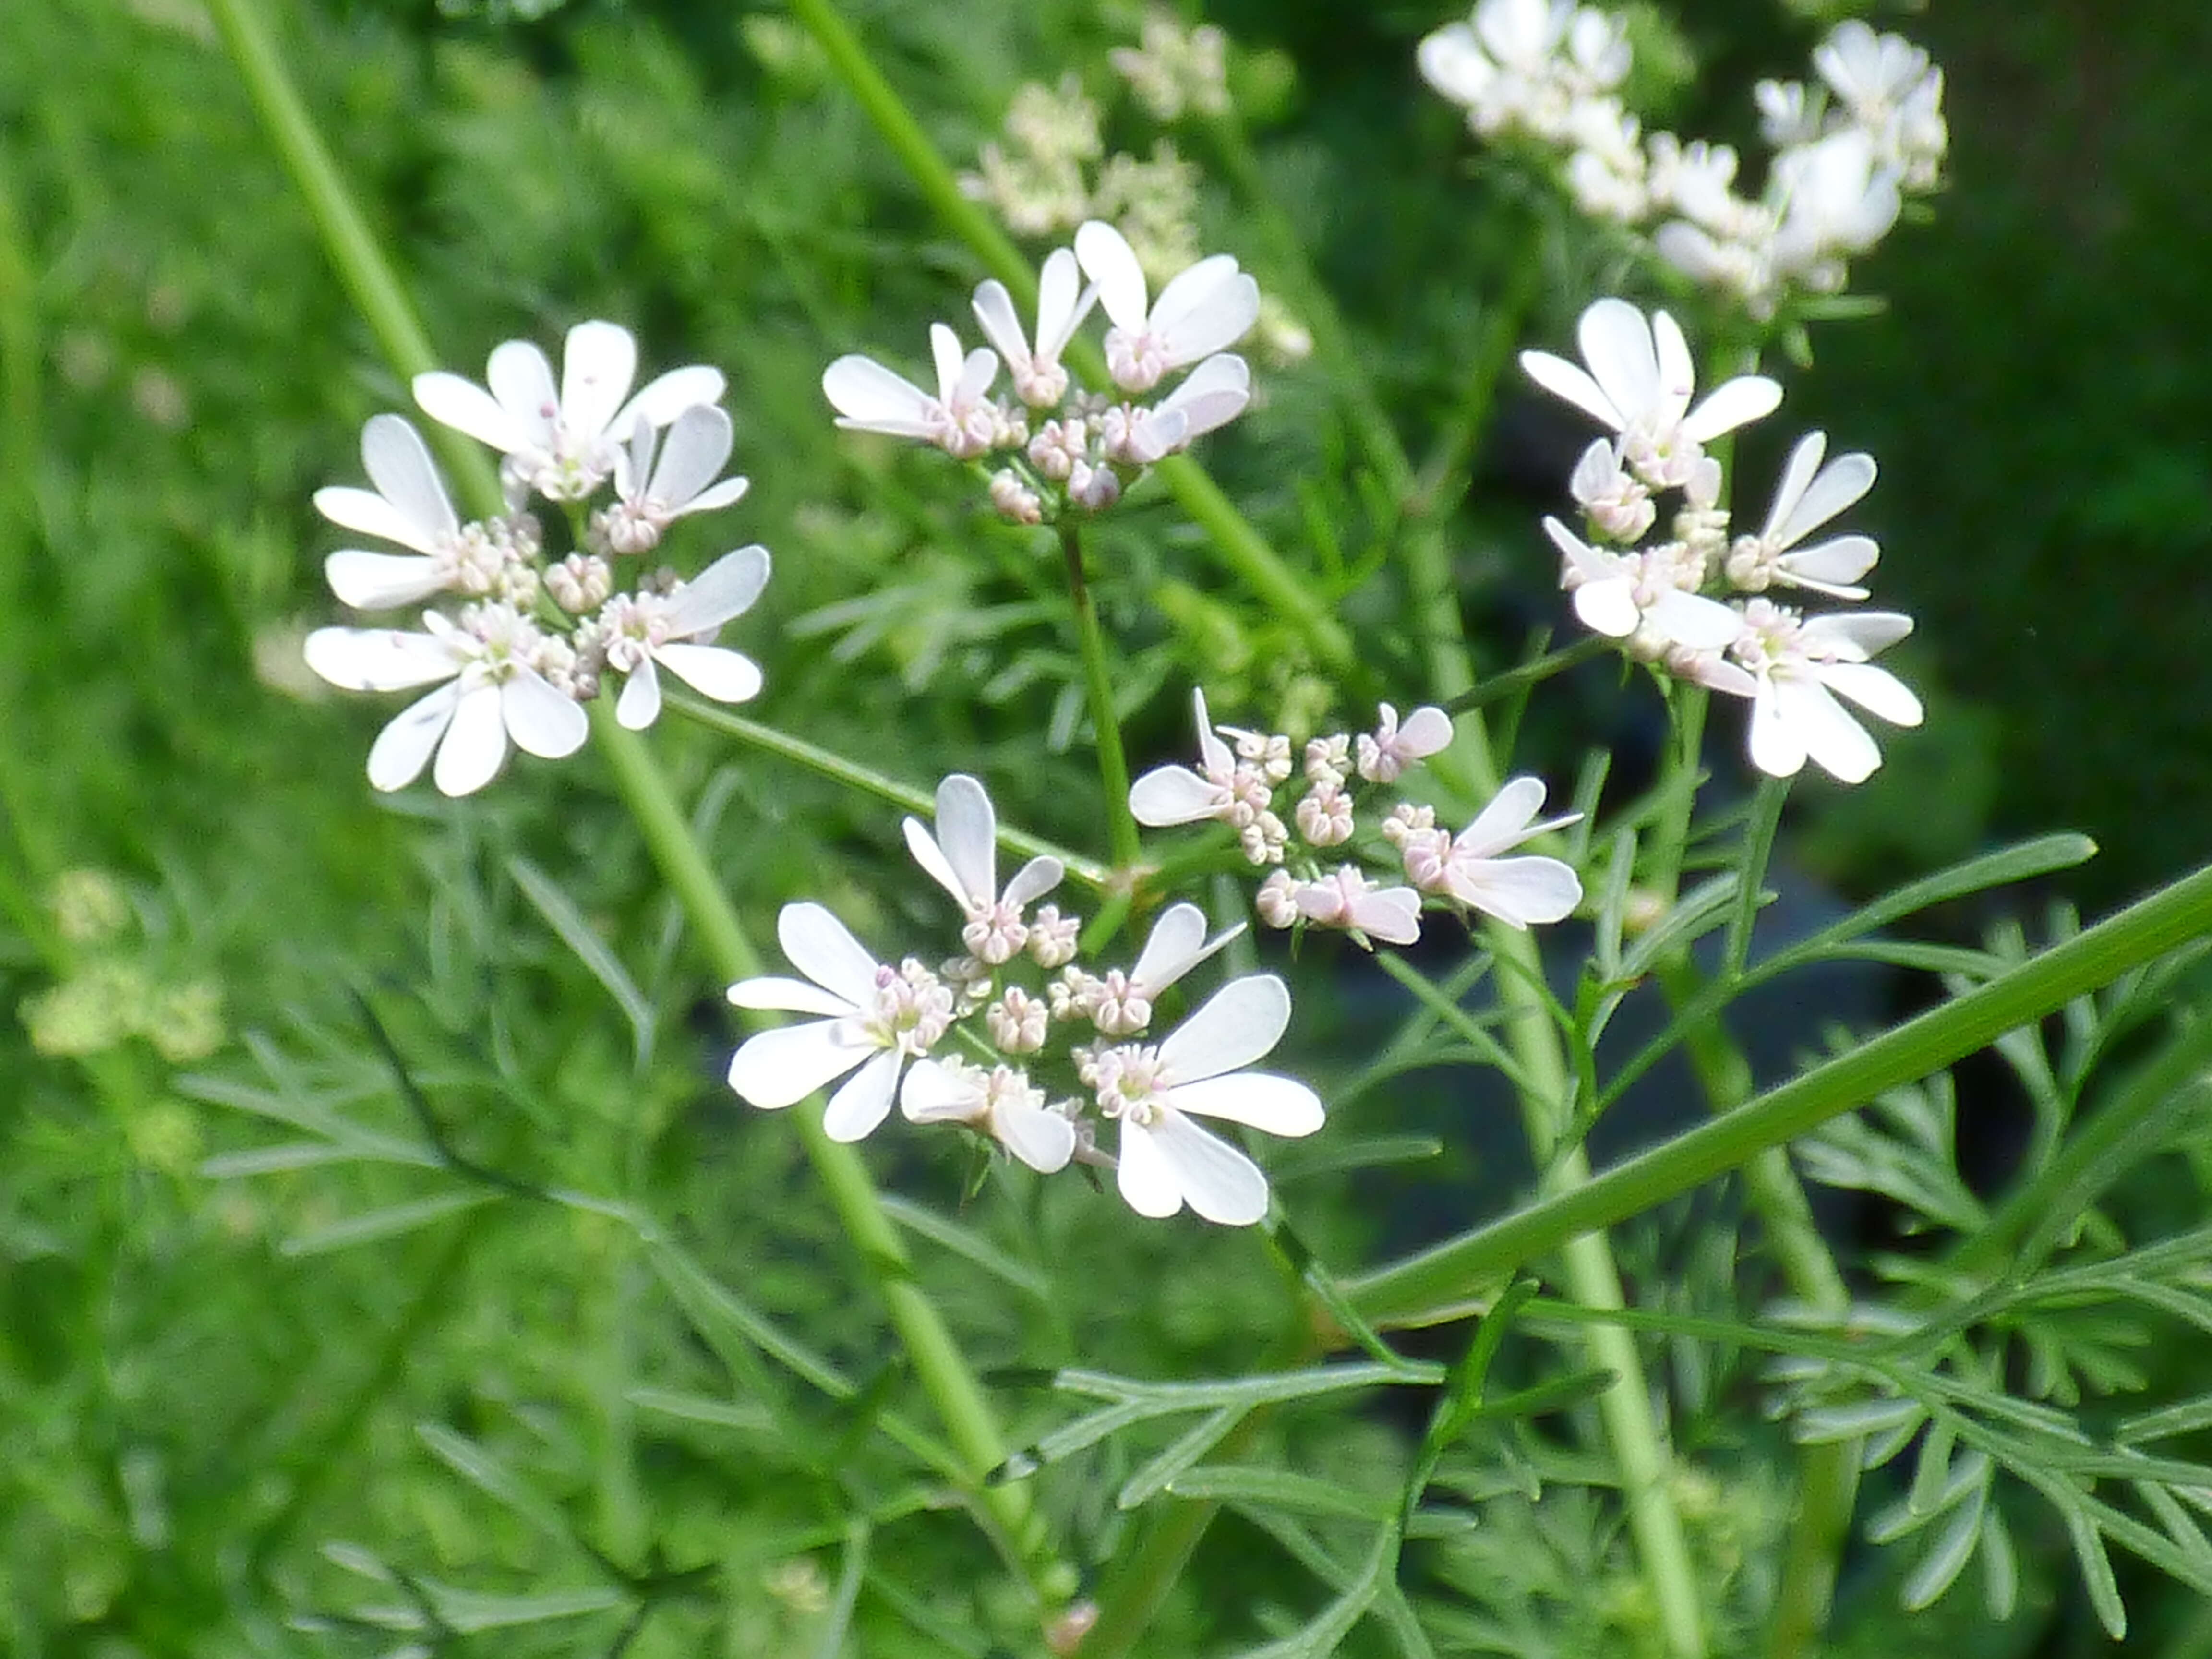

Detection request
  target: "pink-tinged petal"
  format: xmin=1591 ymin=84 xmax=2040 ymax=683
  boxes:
xmin=1192 ymin=686 xmax=1233 ymax=776
xmin=1169 ymin=1071 xmax=1324 ymax=1137
xmin=616 ymin=653 xmax=663 ymax=730
xmin=1779 ymin=675 xmax=1882 ymax=783
xmin=655 ymin=643 xmax=762 ymax=705
xmin=1645 ymin=589 xmax=1747 ymax=651
xmin=899 ymin=1058 xmax=979 ymax=1125
xmin=1682 ymin=374 xmax=1784 ymax=444
xmin=366 ymin=682 xmax=460 ymax=792
xmin=1649 ymin=309 xmax=1696 ymax=421
xmin=485 ymin=340 xmax=560 ymax=447
xmin=1349 ymin=886 xmax=1424 ymax=945
xmin=614 ymin=365 xmax=727 ymax=435
xmin=930 ymin=774 xmax=998 ymax=908
xmin=647 ymin=405 xmax=735 ymax=508
xmin=995 ymin=1099 xmax=1077 ymax=1174
xmin=433 ymin=682 xmax=507 ymax=797
xmin=359 ymin=414 xmax=457 ymax=542
xmin=1446 ymin=855 xmax=1582 ymax=927
xmin=413 ymin=370 xmax=532 ymax=455
xmin=1074 ymin=219 xmax=1150 ymax=332
xmin=1577 ymin=298 xmax=1660 ymax=424
xmin=1682 ymin=653 xmax=1759 ymax=698
xmin=1116 ymin=1118 xmax=1184 ymax=1218
xmin=1293 ymin=882 xmax=1347 ymax=926
xmin=1151 ymin=261 xmax=1258 ymax=363
xmin=1149 ymin=1109 xmax=1270 ymax=1226
xmin=778 ymin=902 xmax=883 ymax=1007
xmin=1001 ymin=854 xmax=1064 ymax=911
xmin=727 ymin=1019 xmax=871 ymax=1110
xmin=1454 ymin=775 xmax=1551 ymax=858
xmin=1126 ymin=407 xmax=1189 ymax=465
xmin=822 ymin=355 xmax=938 ymax=437
xmin=313 ymin=486 xmax=435 ymax=553
xmin=665 ymin=545 xmax=772 ymax=635
xmin=323 ymin=552 xmax=449 ymax=611
xmin=1131 ymin=902 xmax=1236 ymax=995
xmin=1521 ymin=349 xmax=1623 ymax=432
xmin=303 ymin=625 xmax=460 ymax=692
xmin=1804 ymin=610 xmax=1912 ymax=658
xmin=1155 ymin=353 xmax=1250 ymax=441
xmin=928 ymin=324 xmax=964 ymax=404
xmin=1573 ymin=577 xmax=1642 ymax=638
xmin=1396 ymin=705 xmax=1455 ymax=759
xmin=1129 ymin=764 xmax=1217 ymax=827
xmin=1158 ymin=974 xmax=1290 ymax=1084
xmin=956 ymin=347 xmax=999 ymax=407
xmin=502 ymin=671 xmax=588 ymax=758
xmin=1778 ymin=534 xmax=1877 ymax=595
xmin=902 ymin=818 xmax=972 ymax=910
xmin=1818 ymin=661 xmax=1923 ymax=727
xmin=1748 ymin=681 xmax=1810 ymax=779
xmin=969 ymin=279 xmax=1029 ymax=369
xmin=559 ymin=321 xmax=638 ymax=444
xmin=727 ymin=976 xmax=855 ymax=1019
xmin=824 ymin=1048 xmax=902 ymax=1141
xmin=1036 ymin=246 xmax=1094 ymax=359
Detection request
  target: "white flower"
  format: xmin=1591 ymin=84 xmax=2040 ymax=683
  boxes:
xmin=595 ymin=545 xmax=771 ymax=730
xmin=1254 ymin=869 xmax=1300 ymax=929
xmin=1129 ymin=687 xmax=1237 ymax=826
xmin=1543 ymin=516 xmax=1743 ymax=651
xmin=1107 ymin=13 xmax=1231 ymax=122
xmin=1074 ymin=220 xmax=1259 ymax=394
xmin=1715 ymin=600 xmax=1923 ymax=784
xmin=599 ymin=405 xmax=751 ymax=556
xmin=314 ymin=415 xmax=472 ymax=610
xmin=1355 ymin=703 xmax=1454 ymax=784
xmin=1106 ymin=353 xmax=1253 ymax=463
xmin=726 ymin=903 xmax=956 ymax=1142
xmin=986 ymin=986 xmax=1051 ymax=1053
xmin=1089 ymin=974 xmax=1323 ymax=1226
xmin=303 ymin=604 xmax=589 ymax=797
xmin=1724 ymin=432 xmax=1879 ymax=598
xmin=902 ymin=775 xmax=1064 ymax=965
xmin=1521 ymin=299 xmax=1782 ymax=488
xmin=1418 ymin=0 xmax=1572 ymax=136
xmin=1026 ymin=904 xmax=1081 ymax=968
xmin=1083 ymin=902 xmax=1244 ymax=1036
xmin=822 ymin=323 xmax=1001 ymax=459
xmin=413 ymin=321 xmax=724 ymax=503
xmin=901 ymin=1057 xmax=1076 ymax=1174
xmin=971 ymin=248 xmax=1097 ymax=409
xmin=1291 ymin=866 xmax=1423 ymax=947
xmin=1402 ymin=777 xmax=1583 ymax=928
xmin=1294 ymin=780 xmax=1354 ymax=847
xmin=1755 ymin=78 xmax=1820 ymax=147
xmin=1569 ymin=437 xmax=1657 ymax=544
xmin=1768 ymin=128 xmax=1902 ymax=280
xmin=1813 ymin=23 xmax=1936 ymax=137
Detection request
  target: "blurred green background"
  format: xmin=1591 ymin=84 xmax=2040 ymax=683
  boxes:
xmin=4 ymin=0 xmax=2211 ymax=1653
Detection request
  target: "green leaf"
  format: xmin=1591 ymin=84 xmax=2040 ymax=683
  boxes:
xmin=416 ymin=1422 xmax=573 ymax=1544
xmin=417 ymin=1579 xmax=629 ymax=1632
xmin=879 ymin=1194 xmax=1050 ymax=1301
xmin=508 ymin=854 xmax=656 ymax=1074
xmin=280 ymin=1190 xmax=493 ymax=1257
xmin=1166 ymin=1465 xmax=1394 ymax=1523
xmin=1117 ymin=1407 xmax=1243 ymax=1510
xmin=1900 ymin=1480 xmax=1985 ymax=1611
xmin=625 ymin=1387 xmax=778 ymax=1435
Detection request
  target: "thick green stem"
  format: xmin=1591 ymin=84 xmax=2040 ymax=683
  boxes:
xmin=1058 ymin=521 xmax=1141 ymax=871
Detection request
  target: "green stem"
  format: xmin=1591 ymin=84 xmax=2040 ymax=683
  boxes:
xmin=1058 ymin=520 xmax=1140 ymax=871
xmin=782 ymin=0 xmax=1354 ymax=671
xmin=1347 ymin=858 xmax=2212 ymax=1325
xmin=664 ymin=693 xmax=1111 ymax=889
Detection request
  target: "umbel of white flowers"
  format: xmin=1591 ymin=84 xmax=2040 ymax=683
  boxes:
xmin=822 ymin=222 xmax=1258 ymax=523
xmin=1522 ymin=297 xmax=1923 ymax=784
xmin=724 ymin=774 xmax=1322 ymax=1226
xmin=301 ymin=323 xmax=772 ymax=796
xmin=1421 ymin=3 xmax=1947 ymax=318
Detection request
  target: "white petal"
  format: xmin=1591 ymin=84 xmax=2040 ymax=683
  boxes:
xmin=969 ymin=279 xmax=1030 ymax=369
xmin=1682 ymin=374 xmax=1784 ymax=444
xmin=1447 ymin=856 xmax=1583 ymax=927
xmin=929 ymin=324 xmax=964 ymax=404
xmin=323 ymin=552 xmax=449 ymax=611
xmin=778 ymin=902 xmax=883 ymax=1008
xmin=1520 ymin=349 xmax=1624 ymax=432
xmin=1748 ymin=681 xmax=1811 ymax=779
xmin=1349 ymin=886 xmax=1424 ymax=945
xmin=1035 ymin=246 xmax=1094 ymax=359
xmin=1819 ymin=661 xmax=1923 ymax=728
xmin=1577 ymin=299 xmax=1660 ymax=425
xmin=646 ymin=405 xmax=735 ymax=508
xmin=823 ymin=1048 xmax=902 ymax=1141
xmin=365 ymin=682 xmax=459 ymax=792
xmin=1417 ymin=22 xmax=1491 ymax=104
xmin=900 ymin=1057 xmax=981 ymax=1124
xmin=1805 ymin=610 xmax=1913 ymax=658
xmin=502 ymin=671 xmax=589 ymax=758
xmin=614 ymin=365 xmax=727 ymax=435
xmin=1454 ymin=776 xmax=1551 ymax=858
xmin=727 ymin=1020 xmax=872 ymax=1110
xmin=1395 ymin=705 xmax=1455 ymax=759
xmin=1777 ymin=534 xmax=1877 ymax=594
xmin=1650 ymin=310 xmax=1696 ymax=422
xmin=1158 ymin=974 xmax=1290 ymax=1085
xmin=559 ymin=321 xmax=638 ymax=444
xmin=664 ymin=545 xmax=771 ymax=636
xmin=1779 ymin=675 xmax=1882 ymax=784
xmin=1154 ymin=353 xmax=1250 ymax=440
xmin=727 ymin=976 xmax=855 ymax=1019
xmin=303 ymin=625 xmax=460 ymax=692
xmin=1116 ymin=1118 xmax=1184 ymax=1218
xmin=1169 ymin=1072 xmax=1324 ymax=1138
xmin=1148 ymin=1109 xmax=1270 ymax=1226
xmin=433 ymin=681 xmax=508 ymax=797
xmin=655 ymin=643 xmax=762 ymax=705
xmin=413 ymin=370 xmax=532 ymax=455
xmin=1074 ymin=220 xmax=1150 ymax=331
xmin=1645 ymin=589 xmax=1748 ymax=651
xmin=1192 ymin=686 xmax=1233 ymax=776
xmin=615 ymin=413 xmax=655 ymax=499
xmin=994 ymin=1099 xmax=1077 ymax=1174
xmin=956 ymin=347 xmax=999 ymax=407
xmin=902 ymin=818 xmax=972 ymax=910
xmin=679 ymin=476 xmax=752 ymax=516
xmin=1132 ymin=902 xmax=1241 ymax=996
xmin=1129 ymin=765 xmax=1216 ymax=826
xmin=313 ymin=486 xmax=438 ymax=554
xmin=359 ymin=414 xmax=457 ymax=543
xmin=1573 ymin=577 xmax=1642 ymax=638
xmin=616 ymin=654 xmax=663 ymax=730
xmin=929 ymin=774 xmax=997 ymax=910
xmin=1000 ymin=854 xmax=1064 ymax=911
xmin=1151 ymin=262 xmax=1258 ymax=364
xmin=822 ymin=355 xmax=937 ymax=437
xmin=485 ymin=340 xmax=559 ymax=449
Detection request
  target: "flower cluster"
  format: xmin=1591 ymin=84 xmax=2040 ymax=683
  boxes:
xmin=1130 ymin=690 xmax=1584 ymax=946
xmin=1421 ymin=4 xmax=1947 ymax=317
xmin=1524 ymin=298 xmax=1923 ymax=783
xmin=301 ymin=323 xmax=771 ymax=795
xmin=1108 ymin=10 xmax=1231 ymax=123
xmin=725 ymin=776 xmax=1321 ymax=1226
xmin=823 ymin=224 xmax=1257 ymax=523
